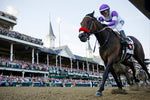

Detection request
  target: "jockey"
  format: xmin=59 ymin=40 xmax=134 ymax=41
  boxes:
xmin=98 ymin=4 xmax=128 ymax=44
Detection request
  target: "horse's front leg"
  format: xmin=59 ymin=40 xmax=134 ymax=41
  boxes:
xmin=110 ymin=66 xmax=123 ymax=89
xmin=96 ymin=65 xmax=110 ymax=96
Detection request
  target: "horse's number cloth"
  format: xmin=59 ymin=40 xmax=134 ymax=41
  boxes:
xmin=126 ymin=37 xmax=134 ymax=54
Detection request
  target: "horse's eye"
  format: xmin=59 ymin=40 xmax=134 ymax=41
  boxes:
xmin=87 ymin=21 xmax=91 ymax=25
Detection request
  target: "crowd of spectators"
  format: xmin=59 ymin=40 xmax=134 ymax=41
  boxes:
xmin=0 ymin=56 xmax=121 ymax=87
xmin=1 ymin=56 xmax=149 ymax=87
xmin=1 ymin=57 xmax=132 ymax=87
xmin=0 ymin=57 xmax=49 ymax=71
xmin=0 ymin=27 xmax=43 ymax=45
xmin=0 ymin=56 xmax=101 ymax=77
xmin=0 ymin=74 xmax=101 ymax=87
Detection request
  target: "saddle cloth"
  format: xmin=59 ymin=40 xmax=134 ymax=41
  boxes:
xmin=126 ymin=37 xmax=134 ymax=54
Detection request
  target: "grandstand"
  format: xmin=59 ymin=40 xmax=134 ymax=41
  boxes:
xmin=0 ymin=11 xmax=17 ymax=29
xmin=0 ymin=10 xmax=111 ymax=87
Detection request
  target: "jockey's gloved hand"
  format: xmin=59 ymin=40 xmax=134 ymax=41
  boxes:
xmin=98 ymin=17 xmax=104 ymax=22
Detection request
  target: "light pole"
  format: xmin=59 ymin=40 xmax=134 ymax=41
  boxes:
xmin=57 ymin=17 xmax=62 ymax=70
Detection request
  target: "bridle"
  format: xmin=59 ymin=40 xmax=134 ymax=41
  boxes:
xmin=87 ymin=17 xmax=95 ymax=33
xmin=79 ymin=16 xmax=106 ymax=35
xmin=79 ymin=16 xmax=110 ymax=48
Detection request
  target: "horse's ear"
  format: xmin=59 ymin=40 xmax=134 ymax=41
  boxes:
xmin=92 ymin=11 xmax=95 ymax=17
xmin=86 ymin=11 xmax=95 ymax=18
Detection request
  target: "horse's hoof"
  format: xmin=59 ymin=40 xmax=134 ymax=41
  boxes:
xmin=95 ymin=92 xmax=103 ymax=96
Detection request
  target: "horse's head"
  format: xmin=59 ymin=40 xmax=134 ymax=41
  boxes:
xmin=78 ymin=11 xmax=98 ymax=42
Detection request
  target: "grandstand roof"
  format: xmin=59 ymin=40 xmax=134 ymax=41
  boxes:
xmin=90 ymin=61 xmax=99 ymax=65
xmin=74 ymin=55 xmax=100 ymax=65
xmin=74 ymin=55 xmax=85 ymax=61
xmin=38 ymin=47 xmax=56 ymax=55
xmin=53 ymin=45 xmax=76 ymax=59
xmin=93 ymin=56 xmax=105 ymax=66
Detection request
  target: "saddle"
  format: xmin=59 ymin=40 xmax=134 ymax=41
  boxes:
xmin=114 ymin=31 xmax=122 ymax=39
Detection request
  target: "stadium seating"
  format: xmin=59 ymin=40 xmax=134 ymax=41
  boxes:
xmin=0 ymin=27 xmax=43 ymax=45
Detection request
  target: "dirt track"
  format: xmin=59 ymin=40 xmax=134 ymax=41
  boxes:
xmin=0 ymin=87 xmax=150 ymax=100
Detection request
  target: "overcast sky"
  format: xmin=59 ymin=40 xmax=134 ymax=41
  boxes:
xmin=0 ymin=0 xmax=150 ymax=58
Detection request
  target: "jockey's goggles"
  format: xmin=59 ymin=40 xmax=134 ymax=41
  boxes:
xmin=100 ymin=10 xmax=108 ymax=15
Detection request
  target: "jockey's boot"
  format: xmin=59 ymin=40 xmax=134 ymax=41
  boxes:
xmin=120 ymin=30 xmax=128 ymax=45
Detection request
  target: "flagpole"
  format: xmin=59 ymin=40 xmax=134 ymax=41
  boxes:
xmin=57 ymin=17 xmax=62 ymax=70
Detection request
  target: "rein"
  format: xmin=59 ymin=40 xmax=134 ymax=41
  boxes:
xmin=91 ymin=28 xmax=110 ymax=48
xmin=99 ymin=29 xmax=110 ymax=48
xmin=91 ymin=28 xmax=105 ymax=34
xmin=79 ymin=16 xmax=110 ymax=49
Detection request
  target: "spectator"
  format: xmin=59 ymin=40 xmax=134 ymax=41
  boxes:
xmin=0 ymin=27 xmax=43 ymax=45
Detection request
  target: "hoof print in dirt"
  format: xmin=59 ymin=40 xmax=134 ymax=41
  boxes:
xmin=111 ymin=89 xmax=128 ymax=94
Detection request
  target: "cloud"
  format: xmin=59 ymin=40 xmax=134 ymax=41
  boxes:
xmin=6 ymin=6 xmax=19 ymax=16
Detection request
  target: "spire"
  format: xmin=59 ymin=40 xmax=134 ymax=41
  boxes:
xmin=46 ymin=14 xmax=56 ymax=48
xmin=48 ymin=13 xmax=55 ymax=39
xmin=49 ymin=21 xmax=56 ymax=39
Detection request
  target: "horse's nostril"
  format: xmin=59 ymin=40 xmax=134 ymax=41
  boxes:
xmin=78 ymin=34 xmax=83 ymax=39
xmin=78 ymin=34 xmax=81 ymax=38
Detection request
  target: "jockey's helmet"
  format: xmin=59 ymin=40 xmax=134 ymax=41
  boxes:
xmin=99 ymin=4 xmax=110 ymax=15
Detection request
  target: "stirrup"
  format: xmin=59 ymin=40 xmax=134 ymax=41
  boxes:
xmin=121 ymin=40 xmax=128 ymax=45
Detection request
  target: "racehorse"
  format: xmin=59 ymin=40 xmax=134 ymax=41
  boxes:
xmin=78 ymin=11 xmax=150 ymax=96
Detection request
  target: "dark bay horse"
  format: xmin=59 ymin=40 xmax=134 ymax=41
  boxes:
xmin=78 ymin=12 xmax=150 ymax=96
